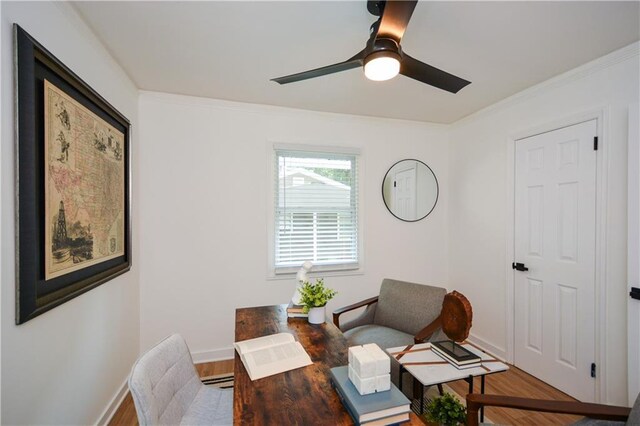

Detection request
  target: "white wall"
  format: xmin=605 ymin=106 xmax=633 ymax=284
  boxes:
xmin=0 ymin=2 xmax=3 ymax=422
xmin=1 ymin=2 xmax=140 ymax=424
xmin=448 ymin=43 xmax=639 ymax=405
xmin=138 ymin=92 xmax=450 ymax=358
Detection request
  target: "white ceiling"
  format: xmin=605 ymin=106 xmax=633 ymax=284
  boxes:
xmin=73 ymin=1 xmax=639 ymax=124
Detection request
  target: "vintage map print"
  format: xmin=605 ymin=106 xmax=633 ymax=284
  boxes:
xmin=44 ymin=80 xmax=125 ymax=280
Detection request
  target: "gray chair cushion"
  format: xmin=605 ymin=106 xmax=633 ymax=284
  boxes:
xmin=181 ymin=386 xmax=233 ymax=426
xmin=343 ymin=324 xmax=414 ymax=349
xmin=128 ymin=334 xmax=232 ymax=425
xmin=374 ymin=278 xmax=447 ymax=336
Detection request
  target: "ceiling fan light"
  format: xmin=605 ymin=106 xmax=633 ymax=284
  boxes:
xmin=364 ymin=52 xmax=401 ymax=81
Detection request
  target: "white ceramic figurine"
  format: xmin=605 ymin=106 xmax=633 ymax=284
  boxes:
xmin=291 ymin=261 xmax=313 ymax=305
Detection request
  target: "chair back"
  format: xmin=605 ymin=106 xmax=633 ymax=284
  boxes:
xmin=374 ymin=278 xmax=447 ymax=336
xmin=128 ymin=334 xmax=203 ymax=425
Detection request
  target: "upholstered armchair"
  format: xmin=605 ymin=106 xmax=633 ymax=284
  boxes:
xmin=333 ymin=278 xmax=447 ymax=347
xmin=466 ymin=393 xmax=638 ymax=426
xmin=128 ymin=334 xmax=232 ymax=425
xmin=333 ymin=278 xmax=448 ymax=396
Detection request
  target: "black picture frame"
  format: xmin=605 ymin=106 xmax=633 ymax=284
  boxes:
xmin=14 ymin=25 xmax=132 ymax=324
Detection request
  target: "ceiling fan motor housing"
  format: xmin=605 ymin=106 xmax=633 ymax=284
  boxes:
xmin=364 ymin=37 xmax=402 ymax=65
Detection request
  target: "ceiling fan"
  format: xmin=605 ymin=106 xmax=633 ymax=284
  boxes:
xmin=271 ymin=0 xmax=471 ymax=94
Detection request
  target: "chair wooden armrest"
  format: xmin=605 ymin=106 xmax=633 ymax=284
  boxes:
xmin=332 ymin=296 xmax=379 ymax=328
xmin=466 ymin=394 xmax=631 ymax=426
xmin=414 ymin=314 xmax=442 ymax=343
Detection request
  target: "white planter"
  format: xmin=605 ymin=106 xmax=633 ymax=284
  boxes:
xmin=307 ymin=306 xmax=326 ymax=324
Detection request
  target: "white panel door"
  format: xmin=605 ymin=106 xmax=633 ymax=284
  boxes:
xmin=394 ymin=166 xmax=417 ymax=219
xmin=514 ymin=120 xmax=597 ymax=402
xmin=628 ymin=103 xmax=640 ymax=406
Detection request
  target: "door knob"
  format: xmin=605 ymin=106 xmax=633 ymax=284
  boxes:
xmin=512 ymin=262 xmax=529 ymax=272
xmin=631 ymin=287 xmax=640 ymax=300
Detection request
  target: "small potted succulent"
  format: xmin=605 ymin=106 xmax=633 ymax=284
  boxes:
xmin=424 ymin=392 xmax=467 ymax=426
xmin=298 ymin=278 xmax=337 ymax=324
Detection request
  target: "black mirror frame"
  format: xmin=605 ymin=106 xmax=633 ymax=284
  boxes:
xmin=381 ymin=158 xmax=439 ymax=222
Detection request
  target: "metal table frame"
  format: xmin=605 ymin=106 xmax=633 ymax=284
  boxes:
xmin=399 ymin=364 xmax=499 ymax=422
xmin=389 ymin=342 xmax=509 ymax=424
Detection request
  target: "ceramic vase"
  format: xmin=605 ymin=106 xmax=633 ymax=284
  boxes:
xmin=308 ymin=306 xmax=325 ymax=324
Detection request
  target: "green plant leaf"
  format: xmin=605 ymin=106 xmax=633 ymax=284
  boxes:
xmin=423 ymin=392 xmax=466 ymax=426
xmin=298 ymin=278 xmax=337 ymax=311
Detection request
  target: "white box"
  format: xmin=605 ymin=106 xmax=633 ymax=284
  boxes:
xmin=363 ymin=343 xmax=391 ymax=375
xmin=349 ymin=365 xmax=377 ymax=395
xmin=348 ymin=345 xmax=364 ymax=365
xmin=350 ymin=346 xmax=376 ymax=378
xmin=375 ymin=373 xmax=391 ymax=392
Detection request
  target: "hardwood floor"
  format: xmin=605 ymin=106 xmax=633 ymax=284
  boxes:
xmin=110 ymin=360 xmax=581 ymax=425
xmin=447 ymin=366 xmax=583 ymax=425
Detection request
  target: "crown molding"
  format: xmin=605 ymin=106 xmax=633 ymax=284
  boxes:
xmin=138 ymin=90 xmax=449 ymax=130
xmin=453 ymin=41 xmax=640 ymax=128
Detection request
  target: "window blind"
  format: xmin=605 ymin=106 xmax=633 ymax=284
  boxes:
xmin=274 ymin=149 xmax=359 ymax=271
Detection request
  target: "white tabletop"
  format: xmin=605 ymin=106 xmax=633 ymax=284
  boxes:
xmin=386 ymin=342 xmax=509 ymax=387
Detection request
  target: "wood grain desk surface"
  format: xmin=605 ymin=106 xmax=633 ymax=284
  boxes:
xmin=234 ymin=304 xmax=423 ymax=425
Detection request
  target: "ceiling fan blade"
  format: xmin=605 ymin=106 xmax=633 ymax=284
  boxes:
xmin=400 ymin=53 xmax=471 ymax=94
xmin=375 ymin=0 xmax=418 ymax=43
xmin=272 ymin=50 xmax=366 ymax=85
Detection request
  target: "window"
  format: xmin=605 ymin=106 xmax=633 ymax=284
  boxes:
xmin=273 ymin=147 xmax=360 ymax=273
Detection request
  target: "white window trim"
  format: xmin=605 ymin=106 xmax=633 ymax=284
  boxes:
xmin=266 ymin=142 xmax=365 ymax=280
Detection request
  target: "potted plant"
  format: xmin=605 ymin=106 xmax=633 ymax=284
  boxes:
xmin=298 ymin=278 xmax=337 ymax=324
xmin=424 ymin=392 xmax=467 ymax=426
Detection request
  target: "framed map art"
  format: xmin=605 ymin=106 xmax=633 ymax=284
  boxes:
xmin=15 ymin=25 xmax=131 ymax=324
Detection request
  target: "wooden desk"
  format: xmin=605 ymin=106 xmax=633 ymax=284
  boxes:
xmin=234 ymin=305 xmax=423 ymax=425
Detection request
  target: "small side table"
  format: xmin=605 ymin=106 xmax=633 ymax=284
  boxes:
xmin=386 ymin=342 xmax=509 ymax=423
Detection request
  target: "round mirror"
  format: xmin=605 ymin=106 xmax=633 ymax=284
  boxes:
xmin=382 ymin=159 xmax=439 ymax=222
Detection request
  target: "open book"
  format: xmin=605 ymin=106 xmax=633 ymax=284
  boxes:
xmin=234 ymin=333 xmax=313 ymax=381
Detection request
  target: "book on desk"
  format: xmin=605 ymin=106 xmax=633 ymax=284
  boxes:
xmin=234 ymin=332 xmax=312 ymax=380
xmin=329 ymin=366 xmax=410 ymax=425
xmin=286 ymin=301 xmax=308 ymax=318
xmin=431 ymin=340 xmax=481 ymax=369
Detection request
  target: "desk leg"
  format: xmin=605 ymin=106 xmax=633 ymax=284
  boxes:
xmin=480 ymin=375 xmax=486 ymax=422
xmin=466 ymin=374 xmax=474 ymax=394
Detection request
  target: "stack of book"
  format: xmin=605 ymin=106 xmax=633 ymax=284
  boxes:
xmin=431 ymin=340 xmax=481 ymax=369
xmin=330 ymin=366 xmax=410 ymax=425
xmin=287 ymin=301 xmax=307 ymax=318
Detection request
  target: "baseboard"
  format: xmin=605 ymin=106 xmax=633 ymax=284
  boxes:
xmin=467 ymin=334 xmax=507 ymax=362
xmin=96 ymin=377 xmax=129 ymax=426
xmin=192 ymin=347 xmax=235 ymax=364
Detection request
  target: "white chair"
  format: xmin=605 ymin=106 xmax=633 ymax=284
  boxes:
xmin=128 ymin=334 xmax=232 ymax=425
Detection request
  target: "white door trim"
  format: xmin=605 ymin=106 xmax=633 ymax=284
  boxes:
xmin=628 ymin=103 xmax=639 ymax=406
xmin=505 ymin=107 xmax=609 ymax=403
